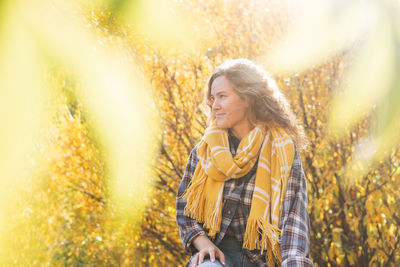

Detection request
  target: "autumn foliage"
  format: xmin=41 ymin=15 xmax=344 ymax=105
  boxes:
xmin=4 ymin=0 xmax=399 ymax=266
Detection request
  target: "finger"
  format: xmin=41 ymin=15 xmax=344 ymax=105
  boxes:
xmin=216 ymin=250 xmax=226 ymax=266
xmin=198 ymin=250 xmax=206 ymax=264
xmin=209 ymin=248 xmax=216 ymax=262
xmin=191 ymin=253 xmax=199 ymax=267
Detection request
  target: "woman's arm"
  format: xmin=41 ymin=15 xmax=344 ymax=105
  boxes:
xmin=176 ymin=146 xmax=207 ymax=253
xmin=176 ymin=146 xmax=226 ymax=266
xmin=280 ymin=147 xmax=313 ymax=267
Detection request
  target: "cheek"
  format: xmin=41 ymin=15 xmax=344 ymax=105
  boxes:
xmin=223 ymin=109 xmax=245 ymax=126
xmin=231 ymin=106 xmax=248 ymax=119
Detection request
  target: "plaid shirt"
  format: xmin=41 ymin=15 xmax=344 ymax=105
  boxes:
xmin=176 ymin=133 xmax=313 ymax=267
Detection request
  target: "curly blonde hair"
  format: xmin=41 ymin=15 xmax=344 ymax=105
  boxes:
xmin=204 ymin=58 xmax=308 ymax=152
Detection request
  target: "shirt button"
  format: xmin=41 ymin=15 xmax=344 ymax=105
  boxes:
xmin=227 ymin=210 xmax=232 ymax=215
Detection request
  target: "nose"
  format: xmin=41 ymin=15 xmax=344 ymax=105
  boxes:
xmin=212 ymin=98 xmax=220 ymax=112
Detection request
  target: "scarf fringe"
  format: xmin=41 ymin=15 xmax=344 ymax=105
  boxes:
xmin=181 ymin=173 xmax=205 ymax=217
xmin=182 ymin=177 xmax=223 ymax=237
xmin=243 ymin=217 xmax=282 ymax=267
xmin=198 ymin=197 xmax=222 ymax=237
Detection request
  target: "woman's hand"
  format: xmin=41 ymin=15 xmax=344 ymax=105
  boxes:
xmin=191 ymin=235 xmax=225 ymax=266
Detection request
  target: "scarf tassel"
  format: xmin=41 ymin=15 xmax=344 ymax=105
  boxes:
xmin=243 ymin=217 xmax=282 ymax=267
xmin=182 ymin=179 xmax=223 ymax=237
xmin=198 ymin=197 xmax=222 ymax=237
xmin=181 ymin=175 xmax=206 ymax=218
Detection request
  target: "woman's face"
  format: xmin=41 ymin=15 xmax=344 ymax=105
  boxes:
xmin=210 ymin=75 xmax=250 ymax=131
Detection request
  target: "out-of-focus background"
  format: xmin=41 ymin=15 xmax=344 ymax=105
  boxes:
xmin=0 ymin=0 xmax=399 ymax=266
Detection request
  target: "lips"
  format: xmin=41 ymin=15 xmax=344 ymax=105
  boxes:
xmin=216 ymin=113 xmax=226 ymax=118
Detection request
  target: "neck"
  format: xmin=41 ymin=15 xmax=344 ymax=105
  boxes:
xmin=230 ymin=121 xmax=255 ymax=140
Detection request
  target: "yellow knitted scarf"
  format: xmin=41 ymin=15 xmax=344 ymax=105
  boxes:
xmin=181 ymin=120 xmax=295 ymax=267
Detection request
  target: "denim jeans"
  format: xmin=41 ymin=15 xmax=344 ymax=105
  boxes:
xmin=192 ymin=235 xmax=258 ymax=267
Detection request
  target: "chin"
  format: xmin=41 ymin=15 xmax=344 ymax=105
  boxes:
xmin=217 ymin=121 xmax=229 ymax=129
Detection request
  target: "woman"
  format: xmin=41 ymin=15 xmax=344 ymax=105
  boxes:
xmin=176 ymin=59 xmax=313 ymax=267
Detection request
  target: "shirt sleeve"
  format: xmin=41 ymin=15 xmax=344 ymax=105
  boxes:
xmin=176 ymin=145 xmax=207 ymax=254
xmin=280 ymin=147 xmax=313 ymax=267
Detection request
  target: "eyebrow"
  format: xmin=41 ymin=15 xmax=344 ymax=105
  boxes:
xmin=210 ymin=90 xmax=228 ymax=97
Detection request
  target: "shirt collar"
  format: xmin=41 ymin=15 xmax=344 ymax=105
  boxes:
xmin=228 ymin=128 xmax=240 ymax=153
